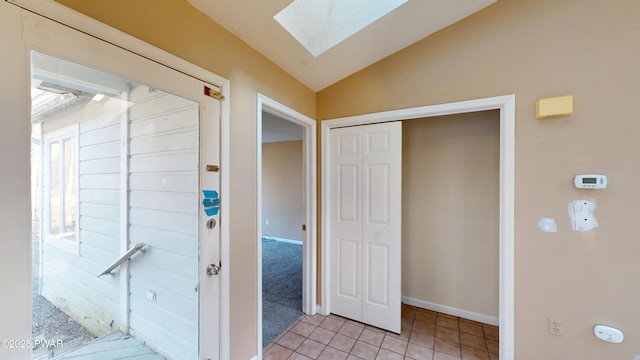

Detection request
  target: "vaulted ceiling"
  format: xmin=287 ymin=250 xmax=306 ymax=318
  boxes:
xmin=187 ymin=0 xmax=496 ymax=92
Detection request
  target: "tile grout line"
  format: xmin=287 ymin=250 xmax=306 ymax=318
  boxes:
xmin=264 ymin=305 xmax=499 ymax=360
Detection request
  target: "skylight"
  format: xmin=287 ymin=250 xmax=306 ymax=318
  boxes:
xmin=274 ymin=0 xmax=407 ymax=57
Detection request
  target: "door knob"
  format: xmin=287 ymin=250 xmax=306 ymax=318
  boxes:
xmin=206 ymin=263 xmax=221 ymax=276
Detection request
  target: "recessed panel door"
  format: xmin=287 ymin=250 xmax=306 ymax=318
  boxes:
xmin=361 ymin=123 xmax=401 ymax=333
xmin=330 ymin=127 xmax=363 ymax=320
xmin=330 ymin=122 xmax=401 ymax=333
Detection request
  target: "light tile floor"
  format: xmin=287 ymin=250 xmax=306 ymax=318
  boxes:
xmin=263 ymin=304 xmax=499 ymax=360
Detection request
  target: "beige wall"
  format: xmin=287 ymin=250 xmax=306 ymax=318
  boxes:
xmin=4 ymin=0 xmax=637 ymax=359
xmin=402 ymin=111 xmax=499 ymax=320
xmin=318 ymin=0 xmax=640 ymax=358
xmin=42 ymin=1 xmax=314 ymax=359
xmin=262 ymin=141 xmax=304 ymax=242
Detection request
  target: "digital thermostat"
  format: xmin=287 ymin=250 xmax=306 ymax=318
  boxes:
xmin=574 ymin=174 xmax=607 ymax=189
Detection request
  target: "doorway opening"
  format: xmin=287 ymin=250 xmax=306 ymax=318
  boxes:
xmin=321 ymin=95 xmax=515 ymax=359
xmin=261 ymin=113 xmax=304 ymax=347
xmin=14 ymin=3 xmax=230 ymax=359
xmin=29 ymin=47 xmax=224 ymax=360
xmin=257 ymin=95 xmax=317 ymax=354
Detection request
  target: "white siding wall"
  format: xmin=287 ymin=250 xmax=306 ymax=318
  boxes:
xmin=127 ymin=86 xmax=199 ymax=360
xmin=41 ymin=98 xmax=124 ymax=336
xmin=40 ymin=84 xmax=200 ymax=359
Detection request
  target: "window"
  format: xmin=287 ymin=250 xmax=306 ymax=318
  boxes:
xmin=44 ymin=127 xmax=78 ymax=251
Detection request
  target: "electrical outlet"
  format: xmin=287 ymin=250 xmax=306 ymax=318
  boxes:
xmin=549 ymin=317 xmax=563 ymax=336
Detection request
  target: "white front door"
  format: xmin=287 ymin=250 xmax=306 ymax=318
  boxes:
xmin=24 ymin=13 xmax=222 ymax=360
xmin=199 ymin=93 xmax=222 ymax=360
xmin=330 ymin=122 xmax=401 ymax=333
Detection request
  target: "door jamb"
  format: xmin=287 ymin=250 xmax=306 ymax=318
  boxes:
xmin=256 ymin=94 xmax=317 ymax=357
xmin=321 ymin=95 xmax=515 ymax=360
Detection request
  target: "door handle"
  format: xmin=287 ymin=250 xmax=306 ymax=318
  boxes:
xmin=206 ymin=262 xmax=221 ymax=276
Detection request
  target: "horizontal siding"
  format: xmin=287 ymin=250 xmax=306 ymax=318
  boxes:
xmin=128 ymin=267 xmax=198 ymax=318
xmin=129 ymin=284 xmax=197 ymax=334
xmin=43 ymin=108 xmax=122 ymax=342
xmin=80 ymin=202 xmax=120 ymax=222
xmin=129 ymin=297 xmax=197 ymax=342
xmin=42 ymin=244 xmax=121 ymax=336
xmin=129 ymin=152 xmax=198 ymax=173
xmin=43 ymin=245 xmax=120 ymax=299
xmin=42 ymin=83 xmax=203 ymax=358
xmin=129 ymin=262 xmax=197 ymax=302
xmin=43 ymin=85 xmax=202 ymax=358
xmin=129 ymin=172 xmax=197 ymax=193
xmin=79 ymin=157 xmax=120 ymax=174
xmin=41 ymin=265 xmax=119 ymax=308
xmin=80 ymin=174 xmax=120 ymax=190
xmin=129 ymin=208 xmax=197 ymax=235
xmin=79 ymin=230 xmax=120 ymax=254
xmin=129 ymin=100 xmax=196 ymax=121
xmin=129 ymin=107 xmax=198 ymax=137
xmin=128 ymin=88 xmax=196 ymax=121
xmin=127 ymin=85 xmax=199 ymax=359
xmin=80 ymin=189 xmax=119 ymax=205
xmin=79 ymin=141 xmax=120 ymax=161
xmin=78 ymin=102 xmax=123 ymax=133
xmin=129 ymin=225 xmax=197 ymax=258
xmin=79 ymin=124 xmax=120 ymax=147
xmin=129 ymin=312 xmax=196 ymax=360
xmin=79 ymin=216 xmax=119 ymax=238
xmin=129 ymin=129 xmax=197 ymax=155
xmin=129 ymin=191 xmax=197 ymax=215
xmin=129 ymin=247 xmax=196 ymax=279
xmin=80 ymin=241 xmax=121 ymax=267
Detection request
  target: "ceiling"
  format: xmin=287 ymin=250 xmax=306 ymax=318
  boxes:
xmin=186 ymin=0 xmax=496 ymax=91
xmin=262 ymin=112 xmax=302 ymax=143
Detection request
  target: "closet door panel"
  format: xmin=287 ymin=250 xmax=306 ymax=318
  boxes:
xmin=330 ymin=122 xmax=401 ymax=334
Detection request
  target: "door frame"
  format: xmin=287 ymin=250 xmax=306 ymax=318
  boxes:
xmin=10 ymin=0 xmax=232 ymax=358
xmin=321 ymin=95 xmax=515 ymax=359
xmin=256 ymin=94 xmax=317 ymax=355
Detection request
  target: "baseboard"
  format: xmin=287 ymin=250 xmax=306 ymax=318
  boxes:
xmin=249 ymin=356 xmax=258 ymax=360
xmin=402 ymin=295 xmax=499 ymax=326
xmin=264 ymin=235 xmax=302 ymax=245
xmin=316 ymin=304 xmax=324 ymax=315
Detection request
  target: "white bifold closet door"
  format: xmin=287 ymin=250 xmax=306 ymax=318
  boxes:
xmin=330 ymin=121 xmax=401 ymax=333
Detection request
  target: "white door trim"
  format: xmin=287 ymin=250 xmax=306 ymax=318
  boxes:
xmin=11 ymin=1 xmax=231 ymax=359
xmin=257 ymin=94 xmax=317 ymax=358
xmin=321 ymin=95 xmax=515 ymax=360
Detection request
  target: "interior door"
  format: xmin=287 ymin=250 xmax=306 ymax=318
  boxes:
xmin=330 ymin=122 xmax=401 ymax=333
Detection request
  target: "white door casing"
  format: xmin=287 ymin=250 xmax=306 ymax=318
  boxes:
xmin=256 ymin=94 xmax=318 ymax=358
xmin=321 ymin=95 xmax=516 ymax=359
xmin=330 ymin=122 xmax=401 ymax=333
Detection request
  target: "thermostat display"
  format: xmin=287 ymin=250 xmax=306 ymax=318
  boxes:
xmin=574 ymin=174 xmax=607 ymax=189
